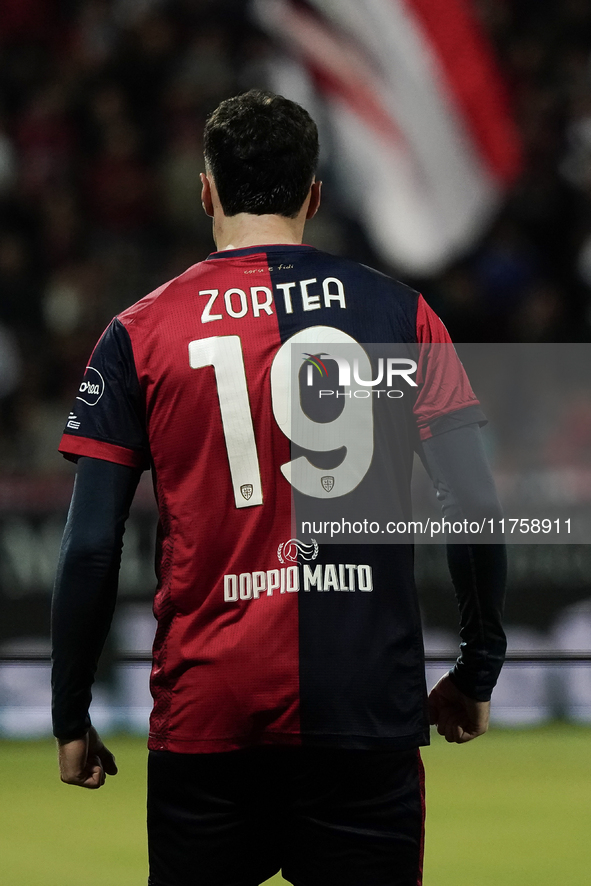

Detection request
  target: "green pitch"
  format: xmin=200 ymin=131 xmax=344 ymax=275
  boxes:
xmin=0 ymin=724 xmax=589 ymax=885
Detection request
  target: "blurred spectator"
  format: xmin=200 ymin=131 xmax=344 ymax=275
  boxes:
xmin=0 ymin=0 xmax=57 ymax=46
xmin=0 ymin=121 xmax=17 ymax=195
xmin=0 ymin=231 xmax=43 ymax=334
xmin=0 ymin=323 xmax=21 ymax=400
xmin=69 ymin=0 xmax=121 ymax=71
xmin=471 ymin=218 xmax=539 ymax=339
xmin=174 ymin=28 xmax=234 ymax=104
xmin=85 ymin=120 xmax=156 ymax=235
xmin=0 ymin=322 xmax=22 ymax=460
xmin=39 ymin=186 xmax=85 ymax=268
xmin=15 ymin=83 xmax=75 ymax=198
xmin=160 ymin=120 xmax=206 ymax=237
xmin=544 ymin=391 xmax=591 ymax=468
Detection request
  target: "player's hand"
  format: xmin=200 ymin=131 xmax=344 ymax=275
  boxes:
xmin=57 ymin=726 xmax=118 ymax=789
xmin=428 ymin=673 xmax=490 ymax=743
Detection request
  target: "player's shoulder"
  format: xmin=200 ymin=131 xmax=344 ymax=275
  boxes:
xmin=314 ymin=248 xmax=420 ymax=302
xmin=360 ymin=262 xmax=420 ymax=308
xmin=309 ymin=250 xmax=422 ymax=338
xmin=115 ymin=259 xmax=211 ymax=327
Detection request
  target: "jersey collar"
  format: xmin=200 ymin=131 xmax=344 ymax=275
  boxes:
xmin=206 ymin=244 xmax=317 ymax=260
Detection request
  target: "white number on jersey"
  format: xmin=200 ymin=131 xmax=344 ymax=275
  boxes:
xmin=270 ymin=326 xmax=373 ymax=498
xmin=189 ymin=335 xmax=263 ymax=509
xmin=189 ymin=326 xmax=374 ymax=508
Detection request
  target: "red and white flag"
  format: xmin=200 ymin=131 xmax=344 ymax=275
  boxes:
xmin=252 ymin=0 xmax=522 ymax=276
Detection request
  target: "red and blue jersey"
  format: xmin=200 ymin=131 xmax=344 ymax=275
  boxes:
xmin=59 ymin=244 xmax=482 ymax=753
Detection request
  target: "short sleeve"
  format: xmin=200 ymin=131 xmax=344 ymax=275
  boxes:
xmin=413 ymin=295 xmax=486 ymax=440
xmin=58 ymin=318 xmax=150 ymax=469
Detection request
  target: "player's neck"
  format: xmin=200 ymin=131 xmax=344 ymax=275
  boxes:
xmin=213 ymin=211 xmax=306 ymax=251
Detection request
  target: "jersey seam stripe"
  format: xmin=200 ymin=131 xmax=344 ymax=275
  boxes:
xmin=60 ymin=431 xmax=145 ymax=454
xmin=149 ymin=476 xmax=178 ymax=742
xmin=148 ymin=729 xmax=428 ymax=741
xmin=112 ymin=317 xmax=151 ymax=440
xmin=59 ymin=434 xmax=146 ymax=468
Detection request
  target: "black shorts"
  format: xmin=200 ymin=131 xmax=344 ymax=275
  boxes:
xmin=147 ymin=745 xmax=425 ymax=886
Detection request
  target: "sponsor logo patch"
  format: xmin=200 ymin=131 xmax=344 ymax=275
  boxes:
xmin=277 ymin=538 xmax=319 ymax=564
xmin=76 ymin=366 xmax=105 ymax=407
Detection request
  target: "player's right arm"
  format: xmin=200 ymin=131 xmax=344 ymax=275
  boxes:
xmin=52 ymin=457 xmax=142 ymax=786
xmin=52 ymin=317 xmax=149 ymax=786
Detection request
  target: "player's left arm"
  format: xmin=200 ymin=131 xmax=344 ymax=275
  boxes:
xmin=413 ymin=295 xmax=506 ymax=742
xmin=52 ymin=456 xmax=142 ymax=787
xmin=418 ymin=423 xmax=507 ymax=743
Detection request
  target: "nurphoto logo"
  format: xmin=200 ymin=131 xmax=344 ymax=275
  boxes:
xmin=303 ymin=352 xmax=417 ymax=399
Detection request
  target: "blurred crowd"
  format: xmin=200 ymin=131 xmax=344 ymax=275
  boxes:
xmin=1 ymin=0 xmax=591 ymax=473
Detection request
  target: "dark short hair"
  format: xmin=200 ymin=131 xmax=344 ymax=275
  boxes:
xmin=203 ymin=90 xmax=319 ymax=218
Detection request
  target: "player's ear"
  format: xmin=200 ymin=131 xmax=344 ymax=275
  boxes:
xmin=201 ymin=173 xmax=214 ymax=218
xmin=306 ymin=180 xmax=322 ymax=220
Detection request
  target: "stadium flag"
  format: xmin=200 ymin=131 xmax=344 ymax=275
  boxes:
xmin=251 ymin=0 xmax=522 ymax=276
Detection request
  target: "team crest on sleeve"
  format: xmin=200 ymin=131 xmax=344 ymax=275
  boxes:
xmin=76 ymin=366 xmax=105 ymax=407
xmin=277 ymin=538 xmax=319 ymax=564
xmin=321 ymin=475 xmax=334 ymax=493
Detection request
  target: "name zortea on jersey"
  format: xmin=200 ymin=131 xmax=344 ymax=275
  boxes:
xmin=199 ymin=275 xmax=346 ymax=323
